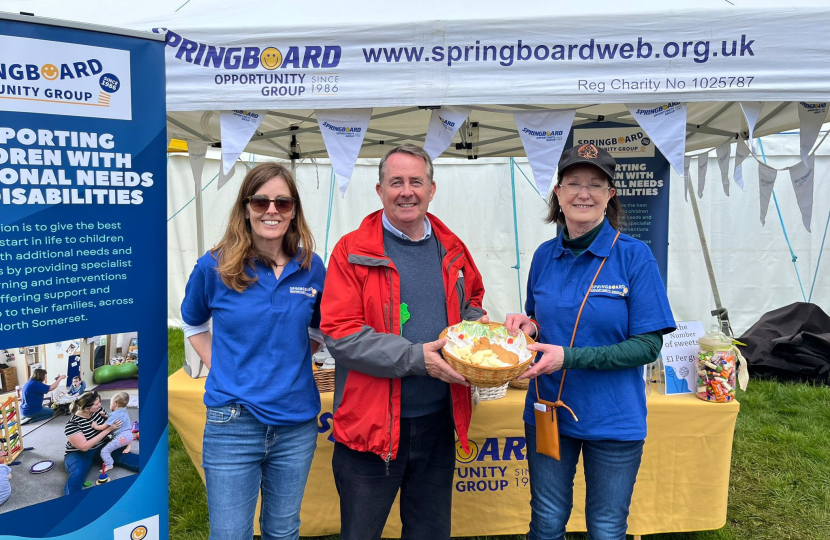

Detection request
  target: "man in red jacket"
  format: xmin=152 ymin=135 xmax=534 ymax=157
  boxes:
xmin=321 ymin=144 xmax=487 ymax=540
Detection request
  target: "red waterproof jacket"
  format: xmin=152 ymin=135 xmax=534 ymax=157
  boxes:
xmin=320 ymin=210 xmax=485 ymax=463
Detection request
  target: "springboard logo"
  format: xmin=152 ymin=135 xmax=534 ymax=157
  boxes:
xmin=635 ymin=102 xmax=681 ymax=117
xmin=439 ymin=116 xmax=456 ymax=130
xmin=521 ymin=127 xmax=564 ymax=142
xmin=289 ymin=286 xmax=318 ymax=297
xmin=153 ymin=29 xmax=341 ymax=70
xmin=455 ymin=437 xmax=526 ymax=493
xmin=0 ymin=35 xmax=131 ymax=120
xmin=793 ymin=167 xmax=813 ymax=187
xmin=798 ymin=102 xmax=827 ymax=115
xmin=0 ymin=59 xmax=103 ymax=82
xmin=322 ymin=122 xmax=362 ymax=137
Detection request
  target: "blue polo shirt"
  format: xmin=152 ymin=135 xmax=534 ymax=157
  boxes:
xmin=181 ymin=251 xmax=325 ymax=426
xmin=21 ymin=379 xmax=50 ymax=416
xmin=523 ymin=219 xmax=675 ymax=441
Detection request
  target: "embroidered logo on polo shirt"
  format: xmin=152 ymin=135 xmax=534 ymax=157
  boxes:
xmin=290 ymin=286 xmax=318 ymax=298
xmin=590 ymin=284 xmax=628 ymax=296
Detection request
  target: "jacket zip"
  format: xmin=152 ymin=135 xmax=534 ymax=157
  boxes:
xmin=445 ymin=252 xmax=465 ymax=446
xmin=385 ymin=266 xmax=394 ymax=475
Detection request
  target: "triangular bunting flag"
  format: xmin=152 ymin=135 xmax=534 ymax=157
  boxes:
xmin=697 ymin=153 xmax=708 ymax=198
xmin=758 ymin=162 xmax=777 ymax=226
xmin=740 ymin=102 xmax=763 ymax=152
xmin=716 ymin=140 xmax=731 ymax=196
xmin=797 ymin=102 xmax=828 ymax=166
xmin=187 ymin=139 xmax=209 ymax=190
xmin=423 ymin=106 xmax=471 ymax=160
xmin=513 ymin=109 xmax=577 ymax=197
xmin=220 ymin=110 xmax=266 ymax=176
xmin=316 ymin=108 xmax=372 ymax=196
xmin=733 ymin=139 xmax=750 ymax=190
xmin=788 ymin=154 xmax=815 ymax=231
xmin=626 ymin=102 xmax=686 ymax=175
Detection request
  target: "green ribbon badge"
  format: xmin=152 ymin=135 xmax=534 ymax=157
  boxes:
xmin=400 ymin=302 xmax=411 ymax=333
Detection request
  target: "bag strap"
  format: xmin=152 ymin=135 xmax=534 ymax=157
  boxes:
xmin=535 ymin=230 xmax=621 ymax=420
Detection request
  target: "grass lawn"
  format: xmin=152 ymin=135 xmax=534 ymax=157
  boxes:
xmin=167 ymin=328 xmax=830 ymax=540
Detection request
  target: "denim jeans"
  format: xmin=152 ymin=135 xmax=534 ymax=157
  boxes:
xmin=63 ymin=445 xmax=139 ymax=495
xmin=202 ymin=404 xmax=317 ymax=540
xmin=525 ymin=423 xmax=644 ymax=540
xmin=332 ymin=405 xmax=456 ymax=540
xmin=23 ymin=408 xmax=55 ymax=423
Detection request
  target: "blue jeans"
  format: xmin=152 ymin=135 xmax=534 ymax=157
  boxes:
xmin=202 ymin=404 xmax=317 ymax=540
xmin=23 ymin=408 xmax=55 ymax=423
xmin=332 ymin=405 xmax=456 ymax=540
xmin=63 ymin=445 xmax=140 ymax=495
xmin=525 ymin=423 xmax=644 ymax=540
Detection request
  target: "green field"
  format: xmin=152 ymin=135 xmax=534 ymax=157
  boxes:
xmin=167 ymin=327 xmax=830 ymax=540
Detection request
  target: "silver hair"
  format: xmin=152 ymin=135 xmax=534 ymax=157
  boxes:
xmin=378 ymin=144 xmax=434 ymax=185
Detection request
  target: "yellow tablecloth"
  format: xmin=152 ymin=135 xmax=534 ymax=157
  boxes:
xmin=168 ymin=368 xmax=739 ymax=537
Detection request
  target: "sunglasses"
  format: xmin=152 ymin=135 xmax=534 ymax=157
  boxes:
xmin=246 ymin=195 xmax=296 ymax=214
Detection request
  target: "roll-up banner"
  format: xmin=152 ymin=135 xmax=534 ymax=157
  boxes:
xmin=569 ymin=123 xmax=670 ymax=286
xmin=0 ymin=14 xmax=167 ymax=539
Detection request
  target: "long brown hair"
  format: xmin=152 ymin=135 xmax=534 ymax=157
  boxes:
xmin=212 ymin=163 xmax=315 ymax=292
xmin=544 ymin=166 xmax=626 ymax=230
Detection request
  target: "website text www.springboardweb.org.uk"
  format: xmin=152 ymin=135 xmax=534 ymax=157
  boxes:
xmin=362 ymin=35 xmax=755 ymax=66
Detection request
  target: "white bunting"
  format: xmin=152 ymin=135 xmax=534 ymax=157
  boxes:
xmin=423 ymin=106 xmax=471 ymax=160
xmin=758 ymin=162 xmax=778 ymax=226
xmin=715 ymin=140 xmax=731 ymax=196
xmin=316 ymin=108 xmax=372 ymax=196
xmin=513 ymin=109 xmax=576 ymax=197
xmin=217 ymin=165 xmax=236 ymax=191
xmin=797 ymin=102 xmax=828 ymax=166
xmin=683 ymin=156 xmax=692 ymax=202
xmin=697 ymin=153 xmax=708 ymax=198
xmin=788 ymin=154 xmax=815 ymax=231
xmin=626 ymin=102 xmax=686 ymax=176
xmin=740 ymin=102 xmax=764 ymax=152
xmin=220 ymin=110 xmax=266 ymax=176
xmin=733 ymin=139 xmax=751 ymax=190
xmin=187 ymin=139 xmax=209 ymax=189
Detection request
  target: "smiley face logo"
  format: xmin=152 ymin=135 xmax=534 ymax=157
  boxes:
xmin=130 ymin=526 xmax=148 ymax=540
xmin=260 ymin=47 xmax=282 ymax=70
xmin=41 ymin=64 xmax=59 ymax=81
xmin=455 ymin=439 xmax=479 ymax=464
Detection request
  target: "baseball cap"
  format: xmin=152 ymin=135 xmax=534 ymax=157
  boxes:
xmin=557 ymin=143 xmax=616 ymax=181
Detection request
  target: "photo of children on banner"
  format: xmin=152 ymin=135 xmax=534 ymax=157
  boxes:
xmin=0 ymin=336 xmax=141 ymax=514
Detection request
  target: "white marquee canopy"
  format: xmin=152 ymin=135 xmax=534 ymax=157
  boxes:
xmin=5 ymin=0 xmax=830 ymax=160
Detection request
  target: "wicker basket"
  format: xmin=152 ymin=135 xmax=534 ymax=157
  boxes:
xmin=440 ymin=322 xmax=537 ymax=388
xmin=508 ymin=378 xmax=530 ymax=390
xmin=472 ymin=383 xmax=509 ymax=401
xmin=313 ymin=367 xmax=335 ymax=393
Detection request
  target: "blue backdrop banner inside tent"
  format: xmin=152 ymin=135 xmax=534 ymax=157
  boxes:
xmin=0 ymin=14 xmax=167 ymax=539
xmin=568 ymin=122 xmax=671 ymax=285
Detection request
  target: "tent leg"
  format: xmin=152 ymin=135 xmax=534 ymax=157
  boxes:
xmin=194 ymin=170 xmax=205 ymax=256
xmin=509 ymin=158 xmax=523 ymax=311
xmin=688 ymin=188 xmax=731 ymax=335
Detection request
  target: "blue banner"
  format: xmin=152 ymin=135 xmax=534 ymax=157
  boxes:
xmin=569 ymin=122 xmax=671 ymax=285
xmin=0 ymin=15 xmax=167 ymax=539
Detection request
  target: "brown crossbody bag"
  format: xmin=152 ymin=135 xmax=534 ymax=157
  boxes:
xmin=533 ymin=230 xmax=620 ymax=460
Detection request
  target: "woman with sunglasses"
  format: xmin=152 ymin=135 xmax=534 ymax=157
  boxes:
xmin=181 ymin=163 xmax=325 ymax=540
xmin=506 ymin=144 xmax=675 ymax=540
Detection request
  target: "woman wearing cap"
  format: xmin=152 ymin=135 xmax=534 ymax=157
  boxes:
xmin=506 ymin=144 xmax=676 ymax=540
xmin=181 ymin=163 xmax=325 ymax=540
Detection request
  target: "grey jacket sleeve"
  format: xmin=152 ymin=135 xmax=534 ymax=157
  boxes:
xmin=324 ymin=326 xmax=427 ymax=379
